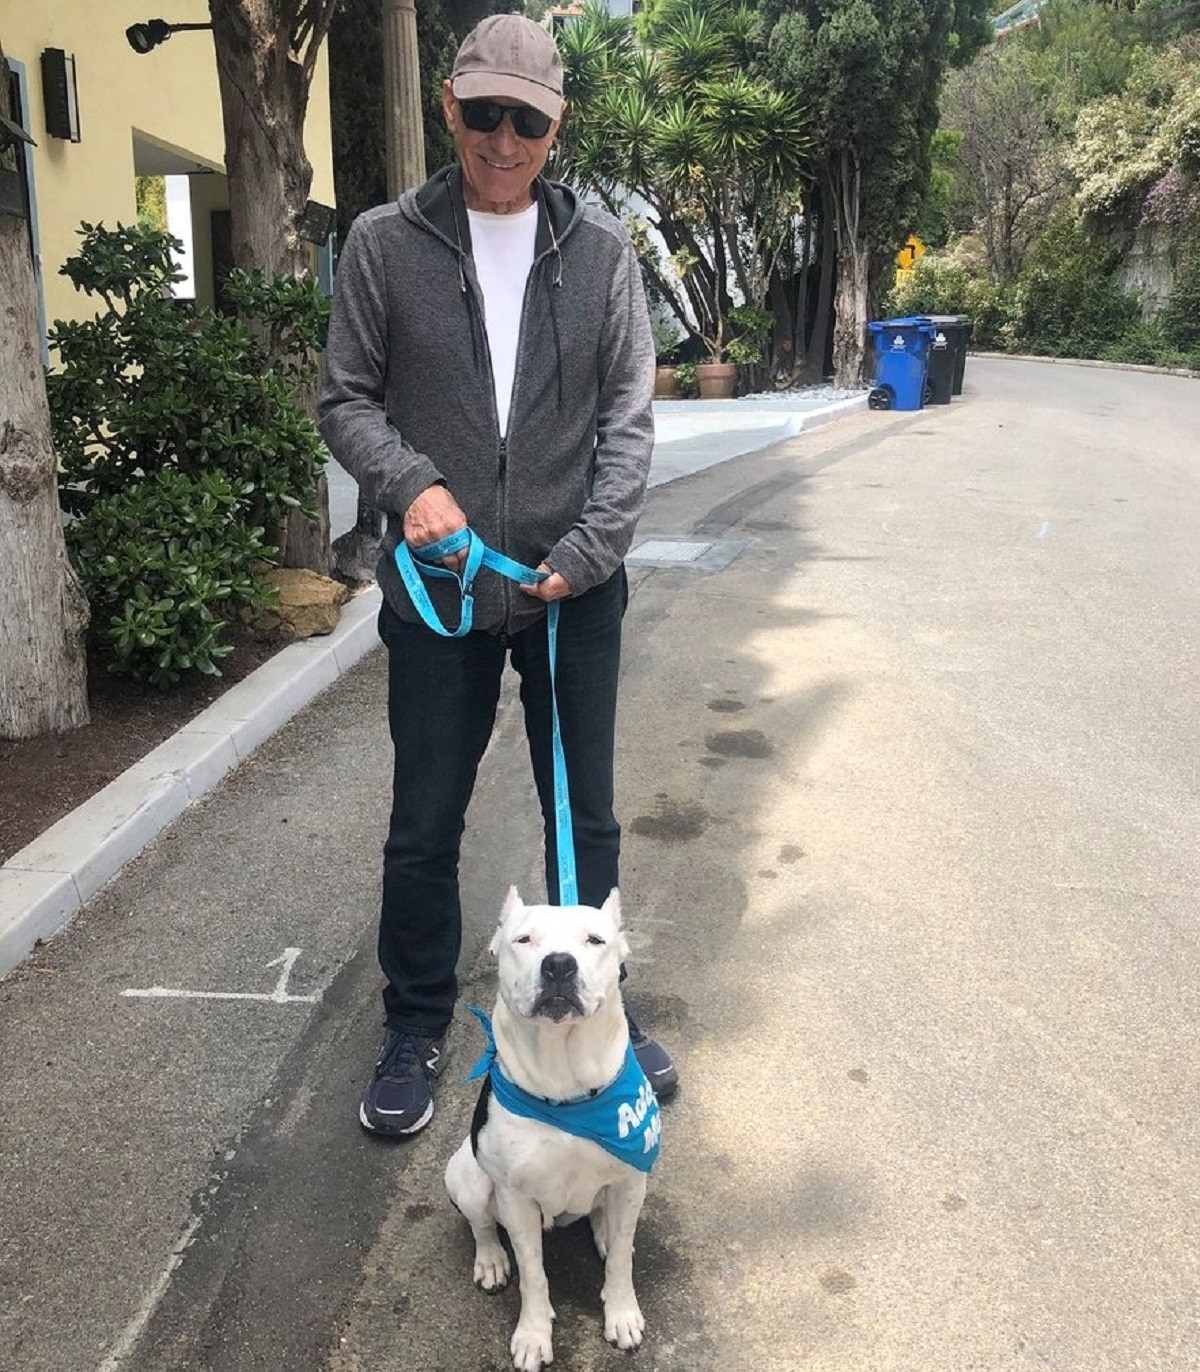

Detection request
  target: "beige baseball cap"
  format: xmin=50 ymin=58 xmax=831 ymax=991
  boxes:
xmin=451 ymin=14 xmax=564 ymax=121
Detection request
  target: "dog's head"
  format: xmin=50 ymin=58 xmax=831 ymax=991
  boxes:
xmin=489 ymin=887 xmax=629 ymax=1024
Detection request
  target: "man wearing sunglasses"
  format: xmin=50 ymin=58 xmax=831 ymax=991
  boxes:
xmin=319 ymin=14 xmax=678 ymax=1138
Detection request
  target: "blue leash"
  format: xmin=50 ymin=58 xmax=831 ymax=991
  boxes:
xmin=395 ymin=530 xmax=578 ymax=906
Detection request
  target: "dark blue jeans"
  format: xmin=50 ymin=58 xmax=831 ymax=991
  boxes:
xmin=377 ymin=567 xmax=627 ymax=1036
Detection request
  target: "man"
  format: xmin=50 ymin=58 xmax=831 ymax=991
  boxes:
xmin=318 ymin=13 xmax=677 ymax=1137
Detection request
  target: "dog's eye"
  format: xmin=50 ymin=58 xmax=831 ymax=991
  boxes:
xmin=586 ymin=934 xmax=606 ymax=946
xmin=514 ymin=934 xmax=532 ymax=945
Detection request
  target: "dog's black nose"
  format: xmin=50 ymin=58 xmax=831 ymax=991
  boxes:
xmin=540 ymin=952 xmax=578 ymax=984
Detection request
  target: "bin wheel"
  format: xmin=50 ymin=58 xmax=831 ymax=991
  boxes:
xmin=867 ymin=386 xmax=893 ymax=411
xmin=923 ymin=379 xmax=933 ymax=405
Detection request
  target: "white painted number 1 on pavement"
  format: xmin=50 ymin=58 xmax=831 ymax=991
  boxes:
xmin=122 ymin=947 xmax=319 ymax=1005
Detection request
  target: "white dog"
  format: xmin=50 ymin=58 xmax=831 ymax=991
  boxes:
xmin=444 ymin=886 xmax=662 ymax=1372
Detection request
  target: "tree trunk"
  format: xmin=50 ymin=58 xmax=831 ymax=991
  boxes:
xmin=208 ymin=0 xmax=335 ymax=575
xmin=831 ymin=236 xmax=869 ymax=389
xmin=0 ymin=135 xmax=90 ymax=738
xmin=828 ymin=155 xmax=870 ymax=389
xmin=209 ymin=1 xmax=316 ymax=282
xmin=333 ymin=0 xmax=425 ymax=584
xmin=804 ymin=200 xmax=836 ymax=382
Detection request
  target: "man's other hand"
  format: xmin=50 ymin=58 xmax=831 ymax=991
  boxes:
xmin=519 ymin=564 xmax=573 ymax=602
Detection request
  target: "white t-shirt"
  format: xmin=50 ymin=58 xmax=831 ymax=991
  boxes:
xmin=467 ymin=202 xmax=539 ymax=438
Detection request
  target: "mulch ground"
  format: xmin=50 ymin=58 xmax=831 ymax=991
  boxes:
xmin=0 ymin=628 xmax=281 ymax=866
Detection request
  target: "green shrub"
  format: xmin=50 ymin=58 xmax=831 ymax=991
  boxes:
xmin=883 ymin=254 xmax=972 ymax=319
xmin=47 ymin=221 xmax=329 ymax=686
xmin=1099 ymin=321 xmax=1167 ymax=365
xmin=959 ymin=278 xmax=1016 ymax=351
xmin=881 ymin=253 xmax=1016 ymax=351
xmin=1007 ymin=216 xmax=1140 ymax=357
xmin=673 ymin=361 xmax=698 ymax=397
xmin=1157 ymin=240 xmax=1200 ymax=352
xmin=70 ymin=470 xmax=272 ymax=687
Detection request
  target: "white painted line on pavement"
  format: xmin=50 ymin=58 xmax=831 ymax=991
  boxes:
xmin=121 ymin=947 xmax=319 ymax=1005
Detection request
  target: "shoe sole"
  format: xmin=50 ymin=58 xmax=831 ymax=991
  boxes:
xmin=359 ymin=1098 xmax=434 ymax=1136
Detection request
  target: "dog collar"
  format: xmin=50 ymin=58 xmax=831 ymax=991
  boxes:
xmin=465 ymin=1005 xmax=662 ymax=1174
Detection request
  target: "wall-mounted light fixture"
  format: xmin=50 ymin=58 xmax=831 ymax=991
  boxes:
xmin=41 ymin=49 xmax=81 ymax=142
xmin=125 ymin=19 xmax=214 ymax=55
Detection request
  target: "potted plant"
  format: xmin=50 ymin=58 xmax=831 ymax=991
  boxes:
xmin=654 ymin=361 xmax=683 ymax=399
xmin=652 ymin=319 xmax=686 ymax=398
xmin=695 ymin=306 xmax=770 ymax=399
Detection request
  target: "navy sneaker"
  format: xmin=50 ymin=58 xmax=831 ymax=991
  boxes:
xmin=359 ymin=1029 xmax=446 ymax=1136
xmin=625 ymin=1008 xmax=679 ymax=1100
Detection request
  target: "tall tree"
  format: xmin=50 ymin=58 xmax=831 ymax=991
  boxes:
xmin=209 ymin=0 xmax=341 ymax=278
xmin=557 ymin=4 xmax=810 ymax=367
xmin=0 ymin=42 xmax=89 ymax=738
xmin=945 ymin=44 xmax=1068 ymax=283
xmin=208 ymin=0 xmax=341 ymax=574
xmin=766 ymin=0 xmax=957 ymax=385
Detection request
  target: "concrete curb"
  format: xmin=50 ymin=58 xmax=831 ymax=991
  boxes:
xmin=792 ymin=392 xmax=871 ymax=429
xmin=0 ymin=587 xmax=383 ymax=977
xmin=974 ymin=350 xmax=1200 ymax=380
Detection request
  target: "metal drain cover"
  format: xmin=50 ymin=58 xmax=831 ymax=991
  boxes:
xmin=630 ymin=539 xmax=712 ymax=564
xmin=626 ymin=537 xmax=747 ymax=572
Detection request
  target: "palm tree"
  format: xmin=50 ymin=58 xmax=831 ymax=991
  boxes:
xmin=556 ymin=3 xmax=810 ymax=368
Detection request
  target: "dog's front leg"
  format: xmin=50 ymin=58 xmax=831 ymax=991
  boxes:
xmin=444 ymin=1139 xmax=511 ymax=1291
xmin=495 ymin=1186 xmax=555 ymax=1371
xmin=600 ymin=1171 xmax=648 ymax=1351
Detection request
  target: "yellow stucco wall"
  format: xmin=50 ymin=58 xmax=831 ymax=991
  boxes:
xmin=3 ymin=0 xmax=335 ymax=328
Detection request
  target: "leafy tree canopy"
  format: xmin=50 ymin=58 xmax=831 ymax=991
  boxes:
xmin=1069 ymin=40 xmax=1200 ymax=223
xmin=558 ymin=2 xmax=809 ymax=361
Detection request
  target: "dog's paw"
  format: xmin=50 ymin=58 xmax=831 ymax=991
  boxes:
xmin=604 ymin=1301 xmax=645 ymax=1351
xmin=511 ymin=1322 xmax=554 ymax=1370
xmin=473 ymin=1241 xmax=511 ymax=1292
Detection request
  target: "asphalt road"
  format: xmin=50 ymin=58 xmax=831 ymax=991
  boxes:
xmin=3 ymin=357 xmax=1199 ymax=1372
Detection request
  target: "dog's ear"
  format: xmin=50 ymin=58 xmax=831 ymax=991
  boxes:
xmin=601 ymin=887 xmax=621 ymax=927
xmin=491 ymin=885 xmax=522 ymax=956
xmin=602 ymin=888 xmax=632 ymax=959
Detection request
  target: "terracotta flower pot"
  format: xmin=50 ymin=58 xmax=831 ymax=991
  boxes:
xmin=695 ymin=361 xmax=736 ymax=399
xmin=653 ymin=365 xmax=682 ymax=399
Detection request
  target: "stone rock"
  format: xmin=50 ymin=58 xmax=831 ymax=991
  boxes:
xmin=243 ymin=567 xmax=348 ymax=640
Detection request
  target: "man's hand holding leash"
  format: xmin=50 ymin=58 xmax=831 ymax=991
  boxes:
xmin=520 ymin=564 xmax=573 ymax=602
xmin=405 ymin=484 xmax=470 ymax=574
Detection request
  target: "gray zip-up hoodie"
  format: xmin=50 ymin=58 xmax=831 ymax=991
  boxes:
xmin=317 ymin=164 xmax=655 ymax=636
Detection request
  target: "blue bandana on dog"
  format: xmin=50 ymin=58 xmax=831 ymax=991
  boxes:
xmin=465 ymin=1005 xmax=662 ymax=1174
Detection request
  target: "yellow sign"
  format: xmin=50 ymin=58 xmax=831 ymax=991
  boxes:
xmin=895 ymin=235 xmax=926 ymax=272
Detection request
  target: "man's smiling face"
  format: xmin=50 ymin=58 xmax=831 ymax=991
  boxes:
xmin=442 ymin=83 xmax=560 ymax=215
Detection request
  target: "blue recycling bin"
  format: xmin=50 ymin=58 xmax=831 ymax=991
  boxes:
xmin=867 ymin=317 xmax=937 ymax=410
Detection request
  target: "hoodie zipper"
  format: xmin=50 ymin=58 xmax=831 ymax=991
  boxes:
xmin=497 ymin=435 xmax=510 ymax=628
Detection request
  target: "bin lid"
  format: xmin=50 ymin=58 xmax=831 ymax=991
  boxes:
xmin=870 ymin=317 xmax=936 ymax=336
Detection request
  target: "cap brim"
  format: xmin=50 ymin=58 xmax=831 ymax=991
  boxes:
xmin=452 ymin=73 xmax=563 ymax=122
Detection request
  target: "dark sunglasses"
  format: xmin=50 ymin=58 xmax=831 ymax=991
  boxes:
xmin=459 ymin=98 xmax=553 ymax=140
